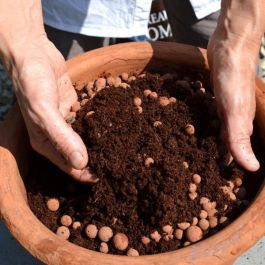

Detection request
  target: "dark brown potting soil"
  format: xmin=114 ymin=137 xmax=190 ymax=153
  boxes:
xmin=26 ymin=71 xmax=264 ymax=255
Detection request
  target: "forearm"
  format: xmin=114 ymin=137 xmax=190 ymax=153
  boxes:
xmin=216 ymin=0 xmax=265 ymax=50
xmin=0 ymin=0 xmax=45 ymax=66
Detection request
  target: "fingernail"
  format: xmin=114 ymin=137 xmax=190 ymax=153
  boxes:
xmin=69 ymin=151 xmax=83 ymax=169
xmin=80 ymin=168 xmax=99 ymax=183
xmin=246 ymin=153 xmax=260 ymax=171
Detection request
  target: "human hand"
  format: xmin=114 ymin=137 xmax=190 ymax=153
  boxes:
xmin=207 ymin=31 xmax=260 ymax=172
xmin=5 ymin=35 xmax=96 ymax=182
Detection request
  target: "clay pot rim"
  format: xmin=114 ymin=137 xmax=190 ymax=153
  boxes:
xmin=0 ymin=41 xmax=265 ymax=265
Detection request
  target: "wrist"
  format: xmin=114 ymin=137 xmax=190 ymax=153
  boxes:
xmin=216 ymin=0 xmax=264 ymax=48
xmin=0 ymin=0 xmax=45 ymax=70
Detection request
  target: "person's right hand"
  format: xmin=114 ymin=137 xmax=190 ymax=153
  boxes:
xmin=5 ymin=34 xmax=97 ymax=183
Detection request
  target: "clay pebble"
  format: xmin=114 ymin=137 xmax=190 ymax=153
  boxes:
xmin=60 ymin=215 xmax=72 ymax=227
xmin=98 ymin=226 xmax=113 ymax=242
xmin=86 ymin=224 xmax=98 ymax=239
xmin=186 ymin=226 xmax=203 ymax=242
xmin=56 ymin=226 xmax=70 ymax=240
xmin=113 ymin=233 xmax=129 ymax=251
xmin=47 ymin=198 xmax=60 ymax=212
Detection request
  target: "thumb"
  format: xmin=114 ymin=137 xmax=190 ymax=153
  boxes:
xmin=224 ymin=116 xmax=260 ymax=172
xmin=42 ymin=108 xmax=88 ymax=170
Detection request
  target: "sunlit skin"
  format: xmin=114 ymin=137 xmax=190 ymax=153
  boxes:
xmin=0 ymin=0 xmax=264 ymax=183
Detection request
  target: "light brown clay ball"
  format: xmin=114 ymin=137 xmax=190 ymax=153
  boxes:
xmin=199 ymin=210 xmax=208 ymax=219
xmin=226 ymin=181 xmax=235 ymax=190
xmin=72 ymin=221 xmax=81 ymax=230
xmin=121 ymin=72 xmax=129 ymax=81
xmin=86 ymin=81 xmax=94 ymax=90
xmin=133 ymin=97 xmax=142 ymax=106
xmin=234 ymin=177 xmax=243 ymax=187
xmin=186 ymin=226 xmax=203 ymax=243
xmin=81 ymin=93 xmax=87 ymax=99
xmin=153 ymin=121 xmax=162 ymax=127
xmin=86 ymin=86 xmax=95 ymax=98
xmin=127 ymin=248 xmax=139 ymax=257
xmin=47 ymin=198 xmax=60 ymax=212
xmin=144 ymin=89 xmax=152 ymax=97
xmin=192 ymin=217 xmax=199 ymax=226
xmin=106 ymin=76 xmax=115 ymax=86
xmin=86 ymin=111 xmax=95 ymax=119
xmin=141 ymin=236 xmax=151 ymax=245
xmin=95 ymin=77 xmax=106 ymax=91
xmin=150 ymin=231 xmax=161 ymax=242
xmin=183 ymin=241 xmax=191 ymax=247
xmin=149 ymin=92 xmax=158 ymax=99
xmin=183 ymin=161 xmax=189 ymax=169
xmin=228 ymin=192 xmax=237 ymax=201
xmin=163 ymin=234 xmax=173 ymax=241
xmin=98 ymin=226 xmax=113 ymax=242
xmin=113 ymin=233 xmax=129 ymax=251
xmin=145 ymin=157 xmax=154 ymax=167
xmin=209 ymin=217 xmax=218 ymax=228
xmin=159 ymin=97 xmax=170 ymax=107
xmin=200 ymin=197 xmax=210 ymax=205
xmin=138 ymin=73 xmax=146 ymax=78
xmin=207 ymin=208 xmax=217 ymax=217
xmin=169 ymin=97 xmax=177 ymax=103
xmin=99 ymin=242 xmax=109 ymax=254
xmin=189 ymin=192 xmax=198 ymax=200
xmin=56 ymin=226 xmax=70 ymax=240
xmin=192 ymin=174 xmax=201 ymax=184
xmin=189 ymin=183 xmax=197 ymax=193
xmin=128 ymin=76 xmax=136 ymax=82
xmin=198 ymin=219 xmax=209 ymax=231
xmin=219 ymin=216 xmax=228 ymax=224
xmin=162 ymin=225 xmax=173 ymax=234
xmin=60 ymin=215 xmax=72 ymax=227
xmin=71 ymin=101 xmax=81 ymax=112
xmin=137 ymin=106 xmax=143 ymax=114
xmin=85 ymin=224 xmax=98 ymax=239
xmin=174 ymin=229 xmax=183 ymax=240
xmin=202 ymin=202 xmax=213 ymax=212
xmin=185 ymin=124 xmax=195 ymax=135
xmin=177 ymin=222 xmax=190 ymax=230
xmin=114 ymin=77 xmax=122 ymax=88
xmin=120 ymin=82 xmax=130 ymax=89
xmin=80 ymin=98 xmax=89 ymax=106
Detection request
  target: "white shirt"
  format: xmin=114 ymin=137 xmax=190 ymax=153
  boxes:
xmin=189 ymin=0 xmax=221 ymax=19
xmin=42 ymin=0 xmax=221 ymax=38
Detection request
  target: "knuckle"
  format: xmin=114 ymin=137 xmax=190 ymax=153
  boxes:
xmin=229 ymin=133 xmax=251 ymax=145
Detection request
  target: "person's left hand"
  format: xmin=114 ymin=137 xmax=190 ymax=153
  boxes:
xmin=207 ymin=30 xmax=260 ymax=171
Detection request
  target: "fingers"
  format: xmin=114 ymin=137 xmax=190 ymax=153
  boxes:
xmin=31 ymin=135 xmax=98 ymax=183
xmin=223 ymin=113 xmax=260 ymax=172
xmin=41 ymin=108 xmax=88 ymax=170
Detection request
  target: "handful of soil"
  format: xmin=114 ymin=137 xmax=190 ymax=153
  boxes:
xmin=27 ymin=71 xmax=262 ymax=256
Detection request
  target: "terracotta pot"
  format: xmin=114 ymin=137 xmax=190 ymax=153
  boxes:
xmin=0 ymin=42 xmax=265 ymax=265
